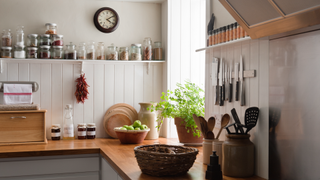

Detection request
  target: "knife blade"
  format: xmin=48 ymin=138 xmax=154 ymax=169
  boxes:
xmin=229 ymin=61 xmax=233 ymax=102
xmin=213 ymin=58 xmax=219 ymax=105
xmin=240 ymin=55 xmax=245 ymax=106
xmin=235 ymin=62 xmax=239 ymax=101
xmin=219 ymin=59 xmax=224 ymax=106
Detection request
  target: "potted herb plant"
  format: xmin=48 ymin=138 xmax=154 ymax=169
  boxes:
xmin=149 ymin=81 xmax=205 ymax=144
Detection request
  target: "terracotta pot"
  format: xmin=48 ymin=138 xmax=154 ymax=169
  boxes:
xmin=174 ymin=117 xmax=203 ymax=144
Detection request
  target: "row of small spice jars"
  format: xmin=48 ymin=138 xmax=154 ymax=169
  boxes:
xmin=208 ymin=22 xmax=249 ymax=46
xmin=26 ymin=34 xmax=63 ymax=47
xmin=51 ymin=123 xmax=96 ymax=140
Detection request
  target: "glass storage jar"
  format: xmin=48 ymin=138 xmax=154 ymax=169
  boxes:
xmin=1 ymin=47 xmax=12 ymax=58
xmin=96 ymin=42 xmax=105 ymax=60
xmin=77 ymin=123 xmax=86 ymax=139
xmin=51 ymin=124 xmax=61 ymax=140
xmin=52 ymin=34 xmax=63 ymax=46
xmin=51 ymin=46 xmax=64 ymax=59
xmin=143 ymin=37 xmax=152 ymax=60
xmin=130 ymin=44 xmax=141 ymax=61
xmin=39 ymin=45 xmax=50 ymax=59
xmin=45 ymin=23 xmax=57 ymax=35
xmin=14 ymin=45 xmax=25 ymax=59
xmin=16 ymin=26 xmax=24 ymax=46
xmin=86 ymin=41 xmax=95 ymax=60
xmin=65 ymin=42 xmax=77 ymax=60
xmin=27 ymin=34 xmax=38 ymax=47
xmin=153 ymin=41 xmax=163 ymax=60
xmin=39 ymin=34 xmax=51 ymax=46
xmin=26 ymin=47 xmax=38 ymax=59
xmin=2 ymin=29 xmax=12 ymax=47
xmin=106 ymin=43 xmax=118 ymax=60
xmin=119 ymin=47 xmax=129 ymax=60
xmin=77 ymin=42 xmax=86 ymax=60
xmin=86 ymin=123 xmax=96 ymax=139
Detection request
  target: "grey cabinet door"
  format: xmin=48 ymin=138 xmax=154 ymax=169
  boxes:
xmin=101 ymin=157 xmax=118 ymax=180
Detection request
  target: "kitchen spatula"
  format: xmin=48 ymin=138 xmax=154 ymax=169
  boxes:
xmin=244 ymin=107 xmax=259 ymax=134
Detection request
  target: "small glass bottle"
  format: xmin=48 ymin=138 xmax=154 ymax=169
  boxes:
xmin=16 ymin=26 xmax=24 ymax=46
xmin=86 ymin=123 xmax=96 ymax=139
xmin=119 ymin=47 xmax=129 ymax=60
xmin=1 ymin=47 xmax=12 ymax=58
xmin=52 ymin=34 xmax=63 ymax=46
xmin=209 ymin=30 xmax=212 ymax=46
xmin=51 ymin=124 xmax=61 ymax=140
xmin=51 ymin=46 xmax=64 ymax=59
xmin=39 ymin=45 xmax=51 ymax=59
xmin=39 ymin=34 xmax=51 ymax=46
xmin=239 ymin=25 xmax=244 ymax=38
xmin=2 ymin=29 xmax=12 ymax=47
xmin=26 ymin=47 xmax=38 ymax=59
xmin=236 ymin=22 xmax=240 ymax=40
xmin=222 ymin=26 xmax=226 ymax=43
xmin=233 ymin=22 xmax=237 ymax=40
xmin=27 ymin=34 xmax=38 ymax=47
xmin=77 ymin=123 xmax=87 ymax=139
xmin=14 ymin=45 xmax=25 ymax=59
xmin=226 ymin=25 xmax=229 ymax=42
xmin=130 ymin=44 xmax=142 ymax=61
xmin=96 ymin=42 xmax=105 ymax=60
xmin=45 ymin=23 xmax=57 ymax=35
xmin=217 ymin=28 xmax=220 ymax=44
xmin=107 ymin=43 xmax=118 ymax=60
xmin=86 ymin=41 xmax=95 ymax=60
xmin=212 ymin=30 xmax=216 ymax=45
xmin=154 ymin=41 xmax=163 ymax=60
xmin=143 ymin=37 xmax=152 ymax=60
xmin=63 ymin=104 xmax=74 ymax=140
xmin=65 ymin=42 xmax=77 ymax=60
xmin=229 ymin=24 xmax=234 ymax=41
xmin=77 ymin=42 xmax=86 ymax=60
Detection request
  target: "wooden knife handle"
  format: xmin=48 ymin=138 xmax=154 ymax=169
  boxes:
xmin=222 ymin=84 xmax=225 ymax=101
xmin=229 ymin=83 xmax=233 ymax=102
xmin=219 ymin=86 xmax=224 ymax=106
xmin=215 ymin=86 xmax=219 ymax=105
xmin=235 ymin=81 xmax=239 ymax=101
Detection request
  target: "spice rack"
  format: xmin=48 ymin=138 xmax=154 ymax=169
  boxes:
xmin=195 ymin=36 xmax=251 ymax=52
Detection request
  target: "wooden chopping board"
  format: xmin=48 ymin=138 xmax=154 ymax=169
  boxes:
xmin=104 ymin=110 xmax=131 ymax=139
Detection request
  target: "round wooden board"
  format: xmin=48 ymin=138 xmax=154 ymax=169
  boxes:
xmin=103 ymin=110 xmax=132 ymax=138
xmin=106 ymin=103 xmax=138 ymax=121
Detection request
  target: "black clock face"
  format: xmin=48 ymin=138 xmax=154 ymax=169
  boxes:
xmin=94 ymin=7 xmax=119 ymax=33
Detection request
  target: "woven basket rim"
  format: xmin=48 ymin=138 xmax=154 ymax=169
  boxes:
xmin=134 ymin=144 xmax=199 ymax=155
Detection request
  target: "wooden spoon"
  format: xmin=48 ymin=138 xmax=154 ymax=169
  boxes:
xmin=216 ymin=113 xmax=231 ymax=139
xmin=193 ymin=114 xmax=201 ymax=131
xmin=206 ymin=131 xmax=215 ymax=139
xmin=207 ymin=116 xmax=216 ymax=132
xmin=198 ymin=116 xmax=208 ymax=138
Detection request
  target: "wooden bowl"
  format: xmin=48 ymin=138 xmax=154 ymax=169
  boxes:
xmin=114 ymin=128 xmax=150 ymax=144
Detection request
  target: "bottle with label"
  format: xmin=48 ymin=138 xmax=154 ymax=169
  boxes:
xmin=63 ymin=104 xmax=74 ymax=140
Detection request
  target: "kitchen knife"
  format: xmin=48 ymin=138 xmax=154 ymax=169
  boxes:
xmin=213 ymin=58 xmax=219 ymax=105
xmin=229 ymin=61 xmax=233 ymax=102
xmin=235 ymin=62 xmax=239 ymax=101
xmin=222 ymin=60 xmax=225 ymax=102
xmin=219 ymin=59 xmax=224 ymax=106
xmin=225 ymin=62 xmax=229 ymax=101
xmin=240 ymin=55 xmax=245 ymax=106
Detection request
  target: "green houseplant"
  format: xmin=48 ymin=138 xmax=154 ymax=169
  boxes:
xmin=149 ymin=81 xmax=205 ymax=139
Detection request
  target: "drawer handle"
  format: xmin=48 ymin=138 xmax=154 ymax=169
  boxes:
xmin=11 ymin=116 xmax=27 ymax=119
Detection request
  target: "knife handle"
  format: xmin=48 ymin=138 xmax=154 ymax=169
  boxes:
xmin=219 ymin=86 xmax=224 ymax=106
xmin=241 ymin=82 xmax=245 ymax=106
xmin=229 ymin=83 xmax=233 ymax=102
xmin=215 ymin=86 xmax=219 ymax=105
xmin=235 ymin=81 xmax=239 ymax=101
xmin=222 ymin=84 xmax=225 ymax=101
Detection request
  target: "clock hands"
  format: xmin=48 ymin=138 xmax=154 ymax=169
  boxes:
xmin=107 ymin=16 xmax=114 ymax=20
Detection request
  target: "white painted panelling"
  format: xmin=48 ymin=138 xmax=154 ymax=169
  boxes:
xmin=18 ymin=63 xmax=29 ymax=81
xmin=114 ymin=64 xmax=125 ymax=104
xmin=51 ymin=64 xmax=63 ymax=126
xmin=40 ymin=64 xmax=52 ymax=139
xmin=134 ymin=65 xmax=144 ymax=111
xmin=83 ymin=64 xmax=94 ymax=124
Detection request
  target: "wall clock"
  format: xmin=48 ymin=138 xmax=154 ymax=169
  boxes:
xmin=93 ymin=7 xmax=120 ymax=33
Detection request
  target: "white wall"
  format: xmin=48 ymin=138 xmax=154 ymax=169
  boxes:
xmin=211 ymin=0 xmax=235 ymax=29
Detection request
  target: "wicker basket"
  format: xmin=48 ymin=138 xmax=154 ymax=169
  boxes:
xmin=134 ymin=144 xmax=199 ymax=177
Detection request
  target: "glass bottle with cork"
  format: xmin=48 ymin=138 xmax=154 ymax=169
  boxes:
xmin=63 ymin=104 xmax=74 ymax=140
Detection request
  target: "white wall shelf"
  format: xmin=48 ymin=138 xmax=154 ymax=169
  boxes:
xmin=0 ymin=59 xmax=165 ymax=64
xmin=195 ymin=37 xmax=251 ymax=52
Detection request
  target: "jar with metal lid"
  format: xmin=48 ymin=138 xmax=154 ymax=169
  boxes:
xmin=96 ymin=42 xmax=105 ymax=60
xmin=2 ymin=29 xmax=12 ymax=47
xmin=16 ymin=26 xmax=24 ymax=46
xmin=65 ymin=42 xmax=77 ymax=60
xmin=77 ymin=123 xmax=87 ymax=139
xmin=119 ymin=47 xmax=129 ymax=60
xmin=106 ymin=43 xmax=118 ymax=60
xmin=143 ymin=37 xmax=152 ymax=60
xmin=14 ymin=45 xmax=25 ymax=59
xmin=51 ymin=124 xmax=61 ymax=140
xmin=52 ymin=34 xmax=63 ymax=46
xmin=45 ymin=23 xmax=57 ymax=35
xmin=51 ymin=46 xmax=64 ymax=59
xmin=130 ymin=44 xmax=141 ymax=61
xmin=39 ymin=45 xmax=50 ymax=59
xmin=1 ymin=47 xmax=12 ymax=58
xmin=86 ymin=123 xmax=96 ymax=139
xmin=86 ymin=41 xmax=95 ymax=60
xmin=26 ymin=47 xmax=38 ymax=59
xmin=77 ymin=42 xmax=86 ymax=60
xmin=153 ymin=41 xmax=163 ymax=60
xmin=39 ymin=34 xmax=51 ymax=46
xmin=27 ymin=34 xmax=38 ymax=47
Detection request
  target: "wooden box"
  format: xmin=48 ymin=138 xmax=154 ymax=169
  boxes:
xmin=0 ymin=110 xmax=47 ymax=145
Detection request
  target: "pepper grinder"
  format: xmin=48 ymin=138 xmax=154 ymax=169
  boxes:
xmin=205 ymin=151 xmax=222 ymax=180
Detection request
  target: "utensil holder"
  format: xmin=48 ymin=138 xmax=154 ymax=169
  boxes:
xmin=212 ymin=140 xmax=223 ymax=166
xmin=203 ymin=138 xmax=214 ymax=165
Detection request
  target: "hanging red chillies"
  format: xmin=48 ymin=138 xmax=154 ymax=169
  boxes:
xmin=75 ymin=73 xmax=89 ymax=103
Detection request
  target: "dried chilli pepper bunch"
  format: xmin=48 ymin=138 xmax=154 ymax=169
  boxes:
xmin=75 ymin=73 xmax=89 ymax=103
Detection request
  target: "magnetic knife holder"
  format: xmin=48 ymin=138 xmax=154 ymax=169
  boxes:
xmin=0 ymin=81 xmax=39 ymax=92
xmin=231 ymin=70 xmax=256 ymax=78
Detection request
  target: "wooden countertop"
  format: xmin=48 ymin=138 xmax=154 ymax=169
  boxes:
xmin=0 ymin=138 xmax=265 ymax=180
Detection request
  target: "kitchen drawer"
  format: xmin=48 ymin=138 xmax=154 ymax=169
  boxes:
xmin=0 ymin=110 xmax=46 ymax=145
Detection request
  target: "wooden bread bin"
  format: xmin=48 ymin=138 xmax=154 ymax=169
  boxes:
xmin=0 ymin=110 xmax=47 ymax=145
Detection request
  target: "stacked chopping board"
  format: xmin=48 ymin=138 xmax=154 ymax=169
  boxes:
xmin=103 ymin=103 xmax=138 ymax=138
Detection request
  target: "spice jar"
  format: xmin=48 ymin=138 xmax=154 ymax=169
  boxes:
xmin=51 ymin=124 xmax=61 ymax=140
xmin=239 ymin=25 xmax=244 ymax=38
xmin=39 ymin=45 xmax=51 ymax=59
xmin=154 ymin=41 xmax=163 ymax=60
xmin=77 ymin=42 xmax=86 ymax=60
xmin=130 ymin=44 xmax=142 ymax=61
xmin=217 ymin=28 xmax=221 ymax=44
xmin=119 ymin=47 xmax=129 ymax=60
xmin=226 ymin=25 xmax=229 ymax=42
xmin=143 ymin=37 xmax=152 ymax=60
xmin=235 ymin=22 xmax=240 ymax=40
xmin=1 ymin=47 xmax=12 ymax=58
xmin=26 ymin=47 xmax=38 ymax=59
xmin=86 ymin=41 xmax=95 ymax=60
xmin=96 ymin=42 xmax=105 ymax=60
xmin=65 ymin=42 xmax=77 ymax=60
xmin=212 ymin=30 xmax=216 ymax=45
xmin=45 ymin=23 xmax=57 ymax=35
xmin=14 ymin=45 xmax=25 ymax=59
xmin=16 ymin=26 xmax=24 ymax=46
xmin=51 ymin=46 xmax=64 ymax=59
xmin=27 ymin=34 xmax=38 ymax=47
xmin=77 ymin=123 xmax=87 ymax=139
xmin=39 ymin=34 xmax=51 ymax=46
xmin=229 ymin=24 xmax=234 ymax=41
xmin=2 ymin=29 xmax=12 ymax=47
xmin=52 ymin=34 xmax=63 ymax=46
xmin=86 ymin=123 xmax=96 ymax=139
xmin=107 ymin=43 xmax=118 ymax=60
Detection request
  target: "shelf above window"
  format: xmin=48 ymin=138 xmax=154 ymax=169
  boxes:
xmin=195 ymin=37 xmax=251 ymax=52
